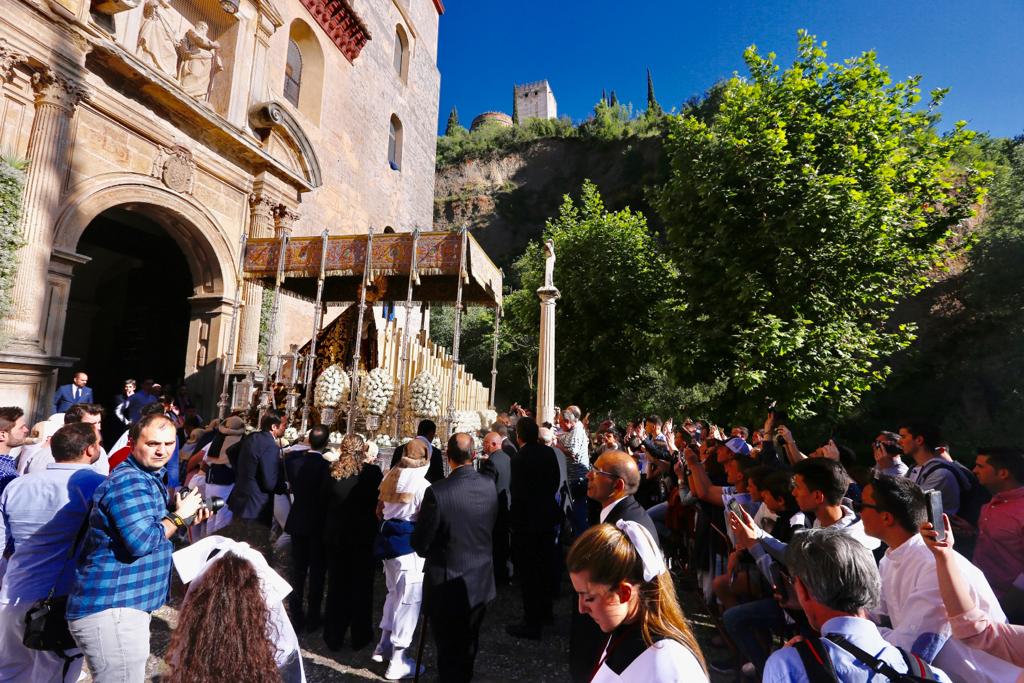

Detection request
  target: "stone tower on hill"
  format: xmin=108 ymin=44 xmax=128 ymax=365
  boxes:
xmin=514 ymin=80 xmax=557 ymax=121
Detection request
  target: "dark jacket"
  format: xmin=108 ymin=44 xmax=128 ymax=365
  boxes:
xmin=501 ymin=437 xmax=518 ymax=458
xmin=479 ymin=448 xmax=512 ymax=513
xmin=226 ymin=431 xmax=280 ymax=523
xmin=411 ymin=465 xmax=498 ymax=610
xmin=509 ymin=442 xmax=561 ymax=534
xmin=390 ymin=439 xmax=444 ymax=483
xmin=53 ymin=384 xmax=93 ymax=413
xmin=601 ymin=495 xmax=660 ymax=547
xmin=321 ymin=465 xmax=383 ymax=549
xmin=283 ymin=449 xmax=330 ymax=536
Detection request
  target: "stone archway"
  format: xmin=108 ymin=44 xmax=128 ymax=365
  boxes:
xmin=51 ymin=175 xmax=239 ymax=417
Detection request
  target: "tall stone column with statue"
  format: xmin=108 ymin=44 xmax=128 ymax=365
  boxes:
xmin=535 ymin=239 xmax=559 ymax=426
xmin=1 ymin=67 xmax=86 ymax=353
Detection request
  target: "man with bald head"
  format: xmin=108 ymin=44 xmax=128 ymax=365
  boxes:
xmin=479 ymin=431 xmax=512 ymax=584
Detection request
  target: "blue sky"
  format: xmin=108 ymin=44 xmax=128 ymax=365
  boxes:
xmin=435 ymin=1 xmax=1023 ymax=137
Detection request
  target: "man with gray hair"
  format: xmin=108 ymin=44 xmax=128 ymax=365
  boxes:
xmin=763 ymin=529 xmax=952 ymax=682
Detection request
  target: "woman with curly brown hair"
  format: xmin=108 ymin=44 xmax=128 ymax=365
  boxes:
xmin=321 ymin=433 xmax=383 ymax=651
xmin=566 ymin=521 xmax=708 ymax=682
xmin=165 ymin=544 xmax=303 ymax=682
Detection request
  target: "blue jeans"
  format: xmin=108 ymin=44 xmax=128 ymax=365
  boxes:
xmin=647 ymin=501 xmax=670 ymax=545
xmin=723 ymin=598 xmax=788 ymax=676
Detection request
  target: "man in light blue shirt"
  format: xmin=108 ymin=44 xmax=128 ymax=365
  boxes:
xmin=763 ymin=529 xmax=952 ymax=683
xmin=0 ymin=422 xmax=105 ymax=682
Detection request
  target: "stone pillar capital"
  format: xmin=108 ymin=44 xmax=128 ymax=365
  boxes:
xmin=0 ymin=40 xmax=27 ymax=84
xmin=30 ymin=67 xmax=87 ymax=111
xmin=248 ymin=193 xmax=276 ymax=223
xmin=274 ymin=205 xmax=299 ymax=237
xmin=536 ymin=286 xmax=560 ymax=303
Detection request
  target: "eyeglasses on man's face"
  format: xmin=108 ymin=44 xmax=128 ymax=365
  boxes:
xmin=589 ymin=465 xmax=621 ymax=480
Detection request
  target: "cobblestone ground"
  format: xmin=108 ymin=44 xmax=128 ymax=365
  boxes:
xmin=82 ymin=558 xmax=736 ymax=682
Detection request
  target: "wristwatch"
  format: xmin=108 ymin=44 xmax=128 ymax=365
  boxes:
xmin=164 ymin=513 xmax=185 ymax=528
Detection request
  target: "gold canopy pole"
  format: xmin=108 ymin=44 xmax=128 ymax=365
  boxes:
xmin=446 ymin=226 xmax=469 ymax=439
xmin=259 ymin=226 xmax=290 ymax=415
xmin=347 ymin=226 xmax=375 ymax=434
xmin=217 ymin=230 xmax=248 ymax=420
xmin=393 ymin=228 xmax=420 ymax=438
xmin=300 ymin=230 xmax=330 ymax=433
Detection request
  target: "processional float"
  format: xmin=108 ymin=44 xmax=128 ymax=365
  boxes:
xmin=217 ymin=227 xmax=503 ymax=440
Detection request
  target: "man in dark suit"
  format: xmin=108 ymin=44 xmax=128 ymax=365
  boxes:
xmin=479 ymin=431 xmax=512 ymax=584
xmin=506 ymin=417 xmax=561 ymax=640
xmin=224 ymin=409 xmax=286 ymax=555
xmin=390 ymin=419 xmax=444 ymax=483
xmin=283 ymin=423 xmax=331 ymax=631
xmin=490 ymin=421 xmax=518 ymax=458
xmin=53 ymin=371 xmax=93 ymax=413
xmin=570 ymin=449 xmax=660 ymax=682
xmin=411 ymin=432 xmax=497 ymax=683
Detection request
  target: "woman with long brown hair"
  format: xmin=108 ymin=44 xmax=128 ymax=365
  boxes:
xmin=321 ymin=433 xmax=383 ymax=651
xmin=566 ymin=521 xmax=708 ymax=682
xmin=165 ymin=549 xmax=299 ymax=682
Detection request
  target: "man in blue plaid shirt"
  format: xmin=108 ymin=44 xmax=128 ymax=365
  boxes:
xmin=67 ymin=414 xmax=210 ymax=682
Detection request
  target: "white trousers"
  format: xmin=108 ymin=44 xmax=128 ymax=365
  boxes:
xmin=204 ymin=483 xmax=234 ymax=534
xmin=68 ymin=607 xmax=150 ymax=683
xmin=380 ymin=556 xmax=424 ymax=649
xmin=0 ymin=602 xmax=83 ymax=683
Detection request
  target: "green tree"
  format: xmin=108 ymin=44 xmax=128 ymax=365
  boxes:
xmin=652 ymin=31 xmax=987 ymax=419
xmin=512 ymin=85 xmax=519 ymax=125
xmin=609 ymin=90 xmax=619 ymax=108
xmin=502 ymin=181 xmax=678 ymax=415
xmin=444 ymin=106 xmax=463 ymax=136
xmin=646 ymin=67 xmax=663 ymax=117
xmin=0 ymin=156 xmax=26 ymax=335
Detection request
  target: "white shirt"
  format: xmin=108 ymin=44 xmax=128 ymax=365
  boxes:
xmin=599 ymin=496 xmax=628 ymax=524
xmin=382 ymin=466 xmax=431 ymax=575
xmin=877 ymin=534 xmax=1022 ymax=683
xmin=591 ymin=638 xmax=707 ymax=683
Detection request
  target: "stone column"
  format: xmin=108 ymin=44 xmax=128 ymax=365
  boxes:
xmin=235 ymin=194 xmax=276 ymax=370
xmin=535 ymin=285 xmax=559 ymax=426
xmin=2 ymin=68 xmax=85 ymax=352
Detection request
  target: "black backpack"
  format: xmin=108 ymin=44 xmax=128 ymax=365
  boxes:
xmin=795 ymin=634 xmax=944 ymax=683
xmin=917 ymin=459 xmax=991 ymax=526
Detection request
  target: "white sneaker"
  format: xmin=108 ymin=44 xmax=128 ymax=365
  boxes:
xmin=385 ymin=648 xmax=425 ymax=680
xmin=372 ymin=635 xmax=392 ymax=663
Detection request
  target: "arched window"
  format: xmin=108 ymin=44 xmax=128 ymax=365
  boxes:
xmin=284 ymin=20 xmax=325 ymax=123
xmin=388 ymin=114 xmax=403 ymax=171
xmin=284 ymin=39 xmax=302 ymax=107
xmin=393 ymin=24 xmax=409 ymax=82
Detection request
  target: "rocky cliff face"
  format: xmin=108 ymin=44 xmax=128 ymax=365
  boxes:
xmin=434 ymin=136 xmax=667 ymax=272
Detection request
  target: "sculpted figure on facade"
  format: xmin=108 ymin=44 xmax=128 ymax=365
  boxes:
xmin=176 ymin=21 xmax=221 ymax=100
xmin=543 ymin=239 xmax=555 ymax=288
xmin=135 ymin=0 xmax=177 ymax=75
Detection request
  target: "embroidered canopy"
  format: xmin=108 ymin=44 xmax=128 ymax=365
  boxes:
xmin=242 ymin=230 xmax=503 ymax=306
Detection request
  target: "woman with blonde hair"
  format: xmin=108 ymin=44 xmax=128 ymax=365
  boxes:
xmin=567 ymin=521 xmax=708 ymax=682
xmin=321 ymin=433 xmax=383 ymax=651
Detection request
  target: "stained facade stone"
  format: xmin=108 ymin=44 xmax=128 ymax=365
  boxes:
xmin=0 ymin=0 xmax=443 ymax=419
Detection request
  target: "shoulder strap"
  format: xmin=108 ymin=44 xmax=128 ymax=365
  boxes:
xmin=825 ymin=633 xmax=935 ymax=683
xmin=793 ymin=637 xmax=840 ymax=683
xmin=47 ymin=499 xmax=93 ymax=601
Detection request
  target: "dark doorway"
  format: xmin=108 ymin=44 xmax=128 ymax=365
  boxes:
xmin=60 ymin=207 xmax=193 ymax=429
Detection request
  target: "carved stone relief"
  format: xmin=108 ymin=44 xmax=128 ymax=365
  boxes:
xmin=152 ymin=144 xmax=195 ymax=193
xmin=135 ymin=0 xmax=177 ymax=76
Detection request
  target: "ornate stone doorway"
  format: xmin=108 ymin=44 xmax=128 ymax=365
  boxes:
xmin=59 ymin=207 xmax=193 ymax=420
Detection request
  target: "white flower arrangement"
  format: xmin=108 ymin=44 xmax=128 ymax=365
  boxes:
xmin=451 ymin=410 xmax=482 ymax=436
xmin=374 ymin=433 xmax=394 ymax=448
xmin=359 ymin=368 xmax=395 ymax=416
xmin=279 ymin=426 xmax=299 ymax=446
xmin=328 ymin=431 xmax=344 ymax=445
xmin=400 ymin=437 xmax=413 ymax=446
xmin=478 ymin=409 xmax=497 ymax=430
xmin=409 ymin=372 xmax=442 ymax=417
xmin=314 ymin=364 xmax=350 ymax=409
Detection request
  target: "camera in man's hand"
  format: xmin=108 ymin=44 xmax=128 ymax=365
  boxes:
xmin=177 ymin=486 xmax=225 ymax=513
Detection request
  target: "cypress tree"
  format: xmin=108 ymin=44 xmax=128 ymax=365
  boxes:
xmin=512 ymin=85 xmax=520 ymax=125
xmin=445 ymin=106 xmax=460 ymax=136
xmin=601 ymin=88 xmax=607 ymax=105
xmin=609 ymin=90 xmax=619 ymax=107
xmin=647 ymin=67 xmax=663 ymax=116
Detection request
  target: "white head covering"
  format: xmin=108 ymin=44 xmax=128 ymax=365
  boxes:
xmin=172 ymin=535 xmax=292 ymax=604
xmin=615 ymin=520 xmax=667 ymax=582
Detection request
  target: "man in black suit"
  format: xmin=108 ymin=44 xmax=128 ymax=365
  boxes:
xmin=479 ymin=431 xmax=512 ymax=584
xmin=283 ymin=423 xmax=331 ymax=631
xmin=390 ymin=419 xmax=444 ymax=483
xmin=506 ymin=417 xmax=561 ymax=640
xmin=411 ymin=432 xmax=497 ymax=683
xmin=569 ymin=449 xmax=660 ymax=682
xmin=224 ymin=409 xmax=286 ymax=555
xmin=490 ymin=421 xmax=518 ymax=458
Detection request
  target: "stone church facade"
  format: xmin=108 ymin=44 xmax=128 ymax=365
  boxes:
xmin=0 ymin=0 xmax=443 ymax=419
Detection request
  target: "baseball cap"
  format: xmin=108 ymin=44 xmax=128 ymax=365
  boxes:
xmin=724 ymin=437 xmax=751 ymax=457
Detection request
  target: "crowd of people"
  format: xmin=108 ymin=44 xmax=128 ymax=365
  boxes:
xmin=0 ymin=369 xmax=1022 ymax=683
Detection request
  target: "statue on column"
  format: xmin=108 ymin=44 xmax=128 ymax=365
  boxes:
xmin=135 ymin=0 xmax=177 ymax=76
xmin=543 ymin=239 xmax=555 ymax=288
xmin=176 ymin=21 xmax=221 ymax=100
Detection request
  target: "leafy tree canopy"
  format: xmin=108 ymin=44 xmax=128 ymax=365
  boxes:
xmin=652 ymin=30 xmax=987 ymax=419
